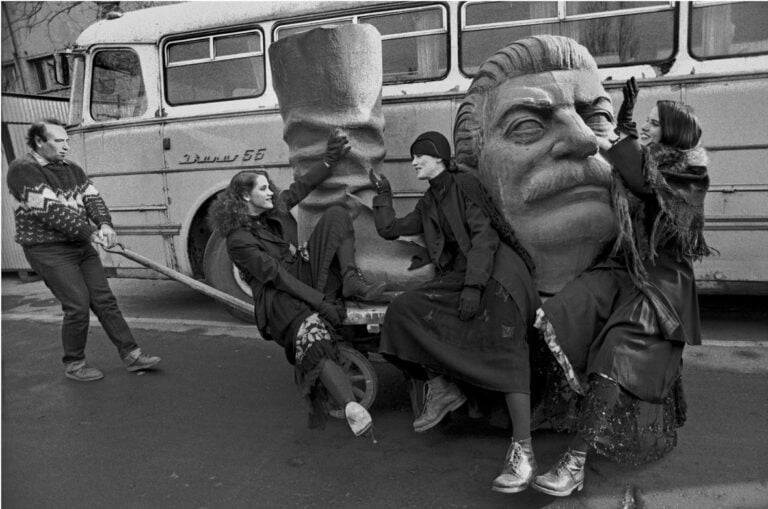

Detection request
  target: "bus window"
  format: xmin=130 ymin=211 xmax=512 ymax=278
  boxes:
xmin=165 ymin=29 xmax=265 ymax=105
xmin=274 ymin=17 xmax=353 ymax=39
xmin=90 ymin=49 xmax=146 ymax=122
xmin=461 ymin=1 xmax=675 ymax=75
xmin=689 ymin=1 xmax=768 ymax=59
xmin=359 ymin=6 xmax=448 ymax=83
xmin=275 ymin=5 xmax=448 ymax=84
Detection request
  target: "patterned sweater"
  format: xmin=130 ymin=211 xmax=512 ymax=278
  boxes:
xmin=6 ymin=153 xmax=112 ymax=246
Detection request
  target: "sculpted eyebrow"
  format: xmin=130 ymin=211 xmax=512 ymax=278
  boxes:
xmin=575 ymin=97 xmax=612 ymax=111
xmin=496 ymin=101 xmax=554 ymax=126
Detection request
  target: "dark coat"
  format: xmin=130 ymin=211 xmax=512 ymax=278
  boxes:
xmin=226 ymin=163 xmax=331 ymax=348
xmin=373 ymin=171 xmax=538 ymax=327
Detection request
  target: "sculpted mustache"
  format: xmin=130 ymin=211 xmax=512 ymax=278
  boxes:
xmin=522 ymin=158 xmax=613 ymax=203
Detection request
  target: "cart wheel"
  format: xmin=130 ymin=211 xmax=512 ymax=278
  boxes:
xmin=328 ymin=343 xmax=378 ymax=419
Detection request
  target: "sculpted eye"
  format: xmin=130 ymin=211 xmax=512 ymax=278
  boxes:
xmin=504 ymin=118 xmax=545 ymax=142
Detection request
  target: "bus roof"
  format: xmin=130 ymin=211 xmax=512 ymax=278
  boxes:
xmin=76 ymin=0 xmax=399 ymax=46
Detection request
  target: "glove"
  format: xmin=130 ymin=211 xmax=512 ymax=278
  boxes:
xmin=368 ymin=168 xmax=391 ymax=194
xmin=323 ymin=130 xmax=351 ymax=167
xmin=317 ymin=300 xmax=346 ymax=328
xmin=458 ymin=286 xmax=482 ymax=321
xmin=615 ymin=77 xmax=639 ymax=138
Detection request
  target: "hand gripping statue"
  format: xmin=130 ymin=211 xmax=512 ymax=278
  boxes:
xmin=454 ymin=35 xmax=618 ymax=295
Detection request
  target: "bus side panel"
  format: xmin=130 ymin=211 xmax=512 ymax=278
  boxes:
xmin=72 ymin=122 xmax=174 ymax=276
xmin=684 ymin=77 xmax=768 ymax=291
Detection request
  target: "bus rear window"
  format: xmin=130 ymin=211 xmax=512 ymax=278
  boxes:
xmin=165 ymin=30 xmax=265 ymax=105
xmin=461 ymin=1 xmax=675 ymax=75
xmin=275 ymin=5 xmax=448 ymax=84
xmin=690 ymin=1 xmax=768 ymax=59
xmin=90 ymin=49 xmax=147 ymax=122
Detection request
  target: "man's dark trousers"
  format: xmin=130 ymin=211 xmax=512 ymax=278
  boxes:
xmin=23 ymin=241 xmax=139 ymax=364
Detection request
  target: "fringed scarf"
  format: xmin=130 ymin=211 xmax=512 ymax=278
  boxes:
xmin=611 ymin=143 xmax=714 ymax=284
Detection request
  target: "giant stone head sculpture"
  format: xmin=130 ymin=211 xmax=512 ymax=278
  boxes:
xmin=454 ymin=35 xmax=618 ymax=294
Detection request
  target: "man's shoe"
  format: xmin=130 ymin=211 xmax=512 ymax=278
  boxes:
xmin=123 ymin=349 xmax=161 ymax=372
xmin=413 ymin=376 xmax=467 ymax=432
xmin=342 ymin=268 xmax=387 ymax=301
xmin=64 ymin=360 xmax=104 ymax=382
xmin=491 ymin=437 xmax=538 ymax=493
xmin=531 ymin=449 xmax=586 ymax=497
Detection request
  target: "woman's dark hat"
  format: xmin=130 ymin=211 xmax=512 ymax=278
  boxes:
xmin=410 ymin=131 xmax=451 ymax=162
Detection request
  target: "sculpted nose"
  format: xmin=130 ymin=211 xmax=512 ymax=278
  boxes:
xmin=552 ymin=110 xmax=599 ymax=159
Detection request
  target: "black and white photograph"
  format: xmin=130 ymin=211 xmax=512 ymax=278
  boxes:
xmin=2 ymin=1 xmax=767 ymax=507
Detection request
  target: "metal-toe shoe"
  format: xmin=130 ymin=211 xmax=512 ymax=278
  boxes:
xmin=531 ymin=449 xmax=586 ymax=497
xmin=491 ymin=438 xmax=538 ymax=493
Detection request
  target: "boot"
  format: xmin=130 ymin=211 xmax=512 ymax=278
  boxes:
xmin=491 ymin=437 xmax=538 ymax=493
xmin=531 ymin=449 xmax=586 ymax=497
xmin=413 ymin=376 xmax=467 ymax=432
xmin=342 ymin=267 xmax=387 ymax=301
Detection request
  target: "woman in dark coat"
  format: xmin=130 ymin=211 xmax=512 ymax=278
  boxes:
xmin=208 ymin=132 xmax=385 ymax=436
xmin=531 ymin=81 xmax=713 ymax=496
xmin=370 ymin=131 xmax=541 ymax=493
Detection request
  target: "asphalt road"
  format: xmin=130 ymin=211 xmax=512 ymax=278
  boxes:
xmin=2 ymin=275 xmax=767 ymax=508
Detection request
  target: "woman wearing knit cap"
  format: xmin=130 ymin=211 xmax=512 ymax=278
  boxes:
xmin=370 ymin=131 xmax=542 ymax=493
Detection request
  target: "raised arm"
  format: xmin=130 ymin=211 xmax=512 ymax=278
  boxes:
xmin=279 ymin=130 xmax=350 ymax=210
xmin=370 ymin=169 xmax=424 ymax=239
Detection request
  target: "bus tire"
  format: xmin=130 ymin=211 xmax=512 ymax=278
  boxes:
xmin=327 ymin=344 xmax=378 ymax=419
xmin=202 ymin=230 xmax=255 ymax=323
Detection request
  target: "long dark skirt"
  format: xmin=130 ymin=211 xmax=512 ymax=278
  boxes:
xmin=380 ymin=271 xmax=530 ymax=394
xmin=285 ymin=206 xmax=351 ymax=428
xmin=533 ymin=264 xmax=690 ymax=463
xmin=531 ymin=343 xmax=686 ymax=465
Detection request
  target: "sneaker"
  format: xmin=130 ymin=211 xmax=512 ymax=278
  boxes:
xmin=342 ymin=268 xmax=387 ymax=301
xmin=64 ymin=360 xmax=104 ymax=382
xmin=123 ymin=349 xmax=161 ymax=372
xmin=413 ymin=376 xmax=467 ymax=432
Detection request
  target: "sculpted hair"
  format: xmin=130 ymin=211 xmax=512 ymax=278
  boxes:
xmin=657 ymin=100 xmax=702 ymax=150
xmin=207 ymin=170 xmax=283 ymax=236
xmin=26 ymin=118 xmax=67 ymax=150
xmin=454 ymin=35 xmax=598 ymax=170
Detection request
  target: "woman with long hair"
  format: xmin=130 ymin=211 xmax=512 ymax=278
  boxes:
xmin=208 ymin=131 xmax=385 ymax=436
xmin=531 ymin=80 xmax=713 ymax=496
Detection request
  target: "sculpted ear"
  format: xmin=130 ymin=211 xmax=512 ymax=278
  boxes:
xmin=454 ymin=103 xmax=484 ymax=171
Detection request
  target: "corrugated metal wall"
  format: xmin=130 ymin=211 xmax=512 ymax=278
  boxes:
xmin=2 ymin=93 xmax=69 ymax=271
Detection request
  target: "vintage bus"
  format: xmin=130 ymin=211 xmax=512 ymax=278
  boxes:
xmin=7 ymin=1 xmax=766 ymax=316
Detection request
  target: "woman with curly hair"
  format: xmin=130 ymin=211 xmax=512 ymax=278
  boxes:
xmin=532 ymin=80 xmax=714 ymax=496
xmin=208 ymin=131 xmax=385 ymax=436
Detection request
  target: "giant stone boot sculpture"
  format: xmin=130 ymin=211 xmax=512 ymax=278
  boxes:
xmin=269 ymin=24 xmax=432 ymax=291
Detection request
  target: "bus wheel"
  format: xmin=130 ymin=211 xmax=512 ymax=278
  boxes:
xmin=327 ymin=344 xmax=378 ymax=419
xmin=202 ymin=230 xmax=255 ymax=323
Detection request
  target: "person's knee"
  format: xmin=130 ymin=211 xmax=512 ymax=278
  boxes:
xmin=61 ymin=295 xmax=91 ymax=321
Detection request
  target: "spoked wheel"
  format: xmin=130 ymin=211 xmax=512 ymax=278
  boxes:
xmin=328 ymin=343 xmax=378 ymax=419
